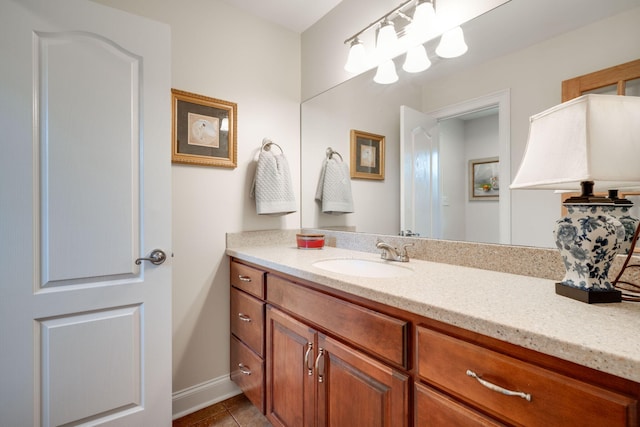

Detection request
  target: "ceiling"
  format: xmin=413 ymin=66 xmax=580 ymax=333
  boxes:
xmin=221 ymin=0 xmax=343 ymax=33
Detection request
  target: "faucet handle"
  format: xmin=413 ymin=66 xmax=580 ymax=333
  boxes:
xmin=399 ymin=243 xmax=414 ymax=261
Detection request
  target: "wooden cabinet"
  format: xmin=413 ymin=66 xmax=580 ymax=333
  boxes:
xmin=265 ymin=305 xmax=409 ymax=427
xmin=265 ymin=306 xmax=316 ymax=427
xmin=230 ymin=261 xmax=266 ymax=412
xmin=416 ymin=325 xmax=638 ymax=426
xmin=415 ymin=383 xmax=505 ymax=427
xmin=229 ymin=257 xmax=640 ymax=426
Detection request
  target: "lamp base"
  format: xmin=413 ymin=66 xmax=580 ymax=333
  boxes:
xmin=555 ymin=282 xmax=622 ymax=304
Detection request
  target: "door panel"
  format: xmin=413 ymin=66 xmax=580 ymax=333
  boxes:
xmin=0 ymin=0 xmax=171 ymax=425
xmin=400 ymin=105 xmax=439 ymax=238
xmin=40 ymin=306 xmax=142 ymax=426
xmin=318 ymin=334 xmax=409 ymax=427
xmin=37 ymin=30 xmax=140 ymax=287
xmin=266 ymin=306 xmax=316 ymax=427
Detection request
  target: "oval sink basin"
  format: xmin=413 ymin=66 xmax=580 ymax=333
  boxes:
xmin=312 ymin=258 xmax=413 ymax=278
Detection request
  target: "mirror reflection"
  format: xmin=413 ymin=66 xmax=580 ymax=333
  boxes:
xmin=301 ymin=0 xmax=640 ymax=249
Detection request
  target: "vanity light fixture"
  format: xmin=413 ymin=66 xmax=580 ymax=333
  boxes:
xmin=510 ymin=94 xmax=640 ymax=304
xmin=435 ymin=26 xmax=468 ymax=58
xmin=374 ymin=59 xmax=399 ymax=84
xmin=344 ymin=37 xmax=367 ymax=73
xmin=343 ymin=0 xmax=468 ymax=84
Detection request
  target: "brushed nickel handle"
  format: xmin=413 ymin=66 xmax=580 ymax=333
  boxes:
xmin=466 ymin=370 xmax=531 ymax=402
xmin=238 ymin=275 xmax=252 ymax=282
xmin=315 ymin=348 xmax=324 ymax=383
xmin=304 ymin=342 xmax=314 ymax=376
xmin=238 ymin=313 xmax=251 ymax=322
xmin=135 ymin=249 xmax=167 ymax=265
xmin=238 ymin=363 xmax=252 ymax=375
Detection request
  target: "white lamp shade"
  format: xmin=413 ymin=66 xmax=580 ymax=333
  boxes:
xmin=376 ymin=20 xmax=398 ymax=60
xmin=374 ymin=59 xmax=398 ymax=84
xmin=403 ymin=45 xmax=431 ymax=73
xmin=408 ymin=1 xmax=436 ymax=43
xmin=511 ymin=94 xmax=640 ymax=191
xmin=435 ymin=26 xmax=468 ymax=58
xmin=344 ymin=40 xmax=367 ymax=73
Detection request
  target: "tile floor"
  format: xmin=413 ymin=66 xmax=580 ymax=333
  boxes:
xmin=173 ymin=394 xmax=271 ymax=427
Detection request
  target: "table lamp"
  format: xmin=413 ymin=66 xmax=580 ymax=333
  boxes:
xmin=511 ymin=94 xmax=640 ymax=303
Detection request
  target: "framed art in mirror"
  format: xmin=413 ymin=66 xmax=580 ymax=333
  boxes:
xmin=171 ymin=89 xmax=237 ymax=168
xmin=350 ymin=129 xmax=385 ymax=180
xmin=470 ymin=157 xmax=499 ymax=200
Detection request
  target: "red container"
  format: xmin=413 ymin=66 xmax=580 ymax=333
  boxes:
xmin=296 ymin=233 xmax=325 ymax=249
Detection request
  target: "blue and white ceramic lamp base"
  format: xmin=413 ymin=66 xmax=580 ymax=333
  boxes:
xmin=554 ymin=204 xmax=639 ymax=303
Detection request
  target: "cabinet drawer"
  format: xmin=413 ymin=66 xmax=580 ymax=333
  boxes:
xmin=267 ymin=274 xmax=408 ymax=368
xmin=415 ymin=382 xmax=505 ymax=427
xmin=230 ymin=335 xmax=264 ymax=413
xmin=231 ymin=287 xmax=265 ymax=357
xmin=417 ymin=326 xmax=637 ymax=426
xmin=231 ymin=261 xmax=265 ymax=298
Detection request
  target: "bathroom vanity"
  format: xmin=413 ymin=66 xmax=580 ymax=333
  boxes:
xmin=227 ymin=234 xmax=640 ymax=426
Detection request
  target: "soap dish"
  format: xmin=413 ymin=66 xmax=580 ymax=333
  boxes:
xmin=296 ymin=233 xmax=325 ymax=249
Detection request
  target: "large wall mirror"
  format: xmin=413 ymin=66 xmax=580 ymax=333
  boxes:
xmin=301 ymin=0 xmax=640 ymax=249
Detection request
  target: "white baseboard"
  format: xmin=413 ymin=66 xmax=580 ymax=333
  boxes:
xmin=172 ymin=375 xmax=242 ymax=420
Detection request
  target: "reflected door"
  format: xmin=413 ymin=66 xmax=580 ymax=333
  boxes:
xmin=0 ymin=0 xmax=172 ymax=425
xmin=400 ymin=106 xmax=439 ymax=238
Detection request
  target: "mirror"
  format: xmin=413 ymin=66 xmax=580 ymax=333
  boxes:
xmin=300 ymin=0 xmax=640 ymax=248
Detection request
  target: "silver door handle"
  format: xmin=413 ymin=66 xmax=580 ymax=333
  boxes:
xmin=135 ymin=249 xmax=167 ymax=265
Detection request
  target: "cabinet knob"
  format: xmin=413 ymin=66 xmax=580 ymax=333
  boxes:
xmin=238 ymin=363 xmax=252 ymax=375
xmin=238 ymin=313 xmax=252 ymax=322
xmin=238 ymin=275 xmax=252 ymax=282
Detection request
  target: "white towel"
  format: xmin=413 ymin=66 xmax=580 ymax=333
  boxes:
xmin=251 ymin=149 xmax=297 ymax=215
xmin=315 ymin=157 xmax=354 ymax=214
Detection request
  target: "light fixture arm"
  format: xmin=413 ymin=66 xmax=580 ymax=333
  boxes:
xmin=343 ymin=0 xmax=429 ymax=45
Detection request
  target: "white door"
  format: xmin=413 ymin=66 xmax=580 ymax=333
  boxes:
xmin=400 ymin=105 xmax=438 ymax=238
xmin=0 ymin=0 xmax=172 ymax=426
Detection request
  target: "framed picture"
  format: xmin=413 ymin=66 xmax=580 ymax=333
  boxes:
xmin=171 ymin=89 xmax=237 ymax=168
xmin=470 ymin=157 xmax=499 ymax=200
xmin=350 ymin=129 xmax=385 ymax=180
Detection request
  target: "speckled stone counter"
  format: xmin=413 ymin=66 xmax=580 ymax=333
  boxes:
xmin=226 ymin=230 xmax=640 ymax=384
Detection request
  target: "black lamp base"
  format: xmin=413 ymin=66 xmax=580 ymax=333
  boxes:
xmin=555 ymin=282 xmax=622 ymax=304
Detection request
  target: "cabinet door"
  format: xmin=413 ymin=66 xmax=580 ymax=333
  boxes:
xmin=266 ymin=306 xmax=316 ymax=427
xmin=317 ymin=334 xmax=409 ymax=427
xmin=415 ymin=383 xmax=505 ymax=427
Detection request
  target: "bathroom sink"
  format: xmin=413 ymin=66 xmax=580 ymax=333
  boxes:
xmin=312 ymin=258 xmax=414 ymax=278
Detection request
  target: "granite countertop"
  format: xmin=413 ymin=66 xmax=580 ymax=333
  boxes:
xmin=226 ymin=243 xmax=640 ymax=383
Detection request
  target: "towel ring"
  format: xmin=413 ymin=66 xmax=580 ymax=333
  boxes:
xmin=326 ymin=147 xmax=343 ymax=161
xmin=262 ymin=138 xmax=283 ymax=153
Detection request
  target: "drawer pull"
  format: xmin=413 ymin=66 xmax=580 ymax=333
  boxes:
xmin=237 ymin=313 xmax=252 ymax=322
xmin=466 ymin=370 xmax=532 ymax=402
xmin=315 ymin=348 xmax=325 ymax=383
xmin=238 ymin=363 xmax=252 ymax=375
xmin=238 ymin=275 xmax=252 ymax=282
xmin=304 ymin=342 xmax=314 ymax=376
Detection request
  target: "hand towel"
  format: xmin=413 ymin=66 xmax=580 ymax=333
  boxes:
xmin=250 ymin=149 xmax=297 ymax=215
xmin=315 ymin=156 xmax=354 ymax=214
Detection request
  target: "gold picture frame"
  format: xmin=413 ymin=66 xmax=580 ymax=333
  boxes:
xmin=171 ymin=89 xmax=237 ymax=168
xmin=350 ymin=129 xmax=385 ymax=180
xmin=469 ymin=157 xmax=499 ymax=200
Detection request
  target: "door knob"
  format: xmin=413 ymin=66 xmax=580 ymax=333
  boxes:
xmin=135 ymin=249 xmax=167 ymax=265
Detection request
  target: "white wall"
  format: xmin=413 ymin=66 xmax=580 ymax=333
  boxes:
xmin=439 ymin=114 xmax=500 ymax=243
xmin=463 ymin=115 xmax=500 ymax=244
xmin=421 ymin=7 xmax=640 ymax=247
xmin=93 ymin=0 xmax=301 ymax=415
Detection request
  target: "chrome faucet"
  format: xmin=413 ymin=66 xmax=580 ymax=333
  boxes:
xmin=376 ymin=240 xmax=413 ymax=262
